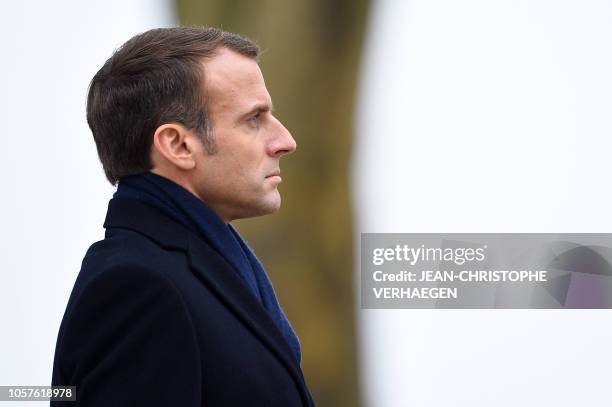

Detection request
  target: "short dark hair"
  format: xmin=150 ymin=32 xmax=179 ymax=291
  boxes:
xmin=86 ymin=27 xmax=260 ymax=185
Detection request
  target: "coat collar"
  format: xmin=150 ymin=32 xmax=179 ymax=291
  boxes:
xmin=103 ymin=198 xmax=313 ymax=405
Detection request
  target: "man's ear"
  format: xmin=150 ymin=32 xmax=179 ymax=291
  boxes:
xmin=151 ymin=124 xmax=197 ymax=171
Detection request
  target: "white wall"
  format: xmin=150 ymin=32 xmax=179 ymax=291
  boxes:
xmin=0 ymin=1 xmax=173 ymax=403
xmin=354 ymin=0 xmax=612 ymax=406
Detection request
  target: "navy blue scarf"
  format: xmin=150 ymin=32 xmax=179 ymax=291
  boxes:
xmin=114 ymin=172 xmax=301 ymax=364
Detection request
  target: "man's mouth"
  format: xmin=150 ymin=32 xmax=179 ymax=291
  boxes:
xmin=265 ymin=169 xmax=282 ymax=182
xmin=265 ymin=169 xmax=281 ymax=178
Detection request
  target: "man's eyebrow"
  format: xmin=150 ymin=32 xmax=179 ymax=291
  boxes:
xmin=243 ymin=102 xmax=275 ymax=117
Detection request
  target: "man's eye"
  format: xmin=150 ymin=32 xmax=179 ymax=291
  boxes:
xmin=247 ymin=113 xmax=260 ymax=126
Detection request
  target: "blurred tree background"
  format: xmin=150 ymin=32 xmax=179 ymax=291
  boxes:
xmin=175 ymin=1 xmax=369 ymax=405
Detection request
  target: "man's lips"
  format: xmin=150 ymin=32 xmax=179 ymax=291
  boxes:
xmin=265 ymin=169 xmax=282 ymax=182
xmin=265 ymin=170 xmax=281 ymax=178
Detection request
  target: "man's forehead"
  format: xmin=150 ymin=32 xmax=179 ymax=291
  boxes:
xmin=203 ymin=48 xmax=270 ymax=108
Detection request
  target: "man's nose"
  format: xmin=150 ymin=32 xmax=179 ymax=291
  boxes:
xmin=268 ymin=117 xmax=297 ymax=157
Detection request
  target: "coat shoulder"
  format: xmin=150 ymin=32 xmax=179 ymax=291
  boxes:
xmin=76 ymin=227 xmax=187 ymax=289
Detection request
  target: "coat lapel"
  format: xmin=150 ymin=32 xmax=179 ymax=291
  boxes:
xmin=104 ymin=198 xmax=312 ymax=405
xmin=186 ymin=236 xmax=312 ymax=405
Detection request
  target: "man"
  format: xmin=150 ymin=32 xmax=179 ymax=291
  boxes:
xmin=51 ymin=27 xmax=314 ymax=406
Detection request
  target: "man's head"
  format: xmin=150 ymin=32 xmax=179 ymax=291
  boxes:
xmin=87 ymin=27 xmax=296 ymax=222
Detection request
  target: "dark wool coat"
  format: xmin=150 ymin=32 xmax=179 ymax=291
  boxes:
xmin=51 ymin=198 xmax=315 ymax=406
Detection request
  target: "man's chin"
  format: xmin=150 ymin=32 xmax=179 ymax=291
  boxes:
xmin=262 ymin=195 xmax=282 ymax=215
xmin=234 ymin=194 xmax=281 ymax=220
xmin=260 ymin=191 xmax=283 ymax=215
